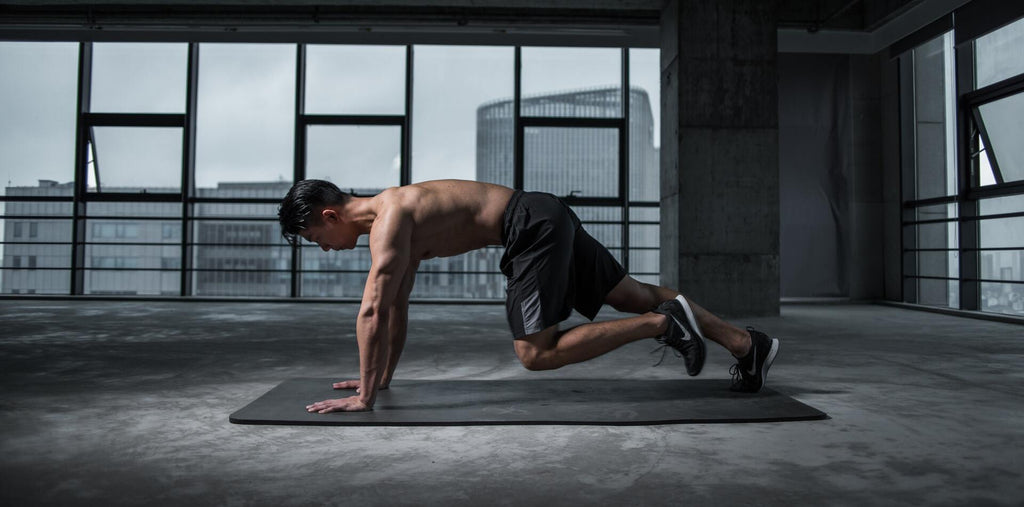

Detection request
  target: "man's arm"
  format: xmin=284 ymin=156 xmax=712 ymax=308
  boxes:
xmin=329 ymin=259 xmax=418 ymax=392
xmin=306 ymin=206 xmax=412 ymax=414
xmin=381 ymin=259 xmax=418 ymax=388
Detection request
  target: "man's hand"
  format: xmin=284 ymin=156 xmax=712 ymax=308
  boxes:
xmin=306 ymin=395 xmax=370 ymax=413
xmin=332 ymin=379 xmax=390 ymax=393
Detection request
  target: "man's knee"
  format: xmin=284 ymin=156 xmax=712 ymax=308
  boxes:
xmin=513 ymin=329 xmax=560 ymax=371
xmin=514 ymin=340 xmax=548 ymax=371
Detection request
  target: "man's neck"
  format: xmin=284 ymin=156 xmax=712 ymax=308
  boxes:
xmin=339 ymin=197 xmax=377 ymax=234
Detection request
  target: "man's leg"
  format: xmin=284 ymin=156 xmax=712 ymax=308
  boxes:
xmin=513 ymin=313 xmax=669 ymax=371
xmin=511 ymin=275 xmax=753 ymax=371
xmin=603 ymin=275 xmax=751 ymax=357
xmin=603 ymin=275 xmax=780 ymax=392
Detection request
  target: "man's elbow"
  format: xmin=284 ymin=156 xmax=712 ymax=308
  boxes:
xmin=359 ymin=304 xmax=391 ymax=322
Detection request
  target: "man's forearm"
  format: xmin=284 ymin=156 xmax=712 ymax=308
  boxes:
xmin=356 ymin=309 xmax=390 ymax=408
xmin=382 ymin=303 xmax=409 ymax=385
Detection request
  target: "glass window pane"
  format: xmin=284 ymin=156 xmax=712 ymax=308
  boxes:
xmin=904 ymin=221 xmax=958 ymax=256
xmin=83 ymin=202 xmax=182 ymax=296
xmin=82 ymin=269 xmax=179 ymax=296
xmin=979 ymin=194 xmax=1024 ymax=216
xmin=629 ymin=206 xmax=660 ymax=276
xmin=475 ymin=99 xmax=515 ymax=188
xmin=980 ymin=216 xmax=1024 ymax=249
xmin=410 ymin=272 xmax=506 ymax=299
xmin=981 ymin=281 xmax=1024 ymax=315
xmin=907 ymin=203 xmax=957 ymax=222
xmin=412 ymin=46 xmax=513 ymax=184
xmin=194 ymin=198 xmax=290 ymax=220
xmin=2 ymin=199 xmax=73 ymax=295
xmin=306 ymin=125 xmax=401 ymax=194
xmin=192 ymin=220 xmax=291 ymax=297
xmin=411 ymin=249 xmax=505 ymax=299
xmin=88 ymin=127 xmax=182 ymax=192
xmin=976 ymin=92 xmax=1024 ymax=184
xmin=629 ymin=48 xmax=660 ymax=202
xmin=196 ymin=44 xmax=295 ymax=189
xmin=978 ymin=137 xmax=997 ymax=186
xmin=912 ymin=33 xmax=956 ymax=200
xmin=905 ymin=250 xmax=959 ymax=279
xmin=83 ymin=244 xmax=181 ymax=295
xmin=88 ymin=201 xmax=180 ymax=219
xmin=630 ymin=223 xmax=659 ymax=250
xmin=975 ymin=17 xmax=1024 ymax=89
xmin=305 ymin=45 xmax=405 ymax=115
xmin=525 ymin=127 xmax=619 ymax=198
xmin=521 ymin=47 xmax=621 ymax=118
xmin=980 ymin=251 xmax=1024 ymax=282
xmin=90 ymin=43 xmax=187 ymax=113
xmin=301 ymin=240 xmax=370 ymax=297
xmin=191 ymin=187 xmax=291 ymax=297
xmin=301 ymin=272 xmax=368 ymax=298
xmin=0 ymin=42 xmax=78 ymax=197
xmin=913 ymin=278 xmax=959 ymax=308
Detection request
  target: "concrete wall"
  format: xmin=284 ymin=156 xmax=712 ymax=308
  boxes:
xmin=847 ymin=53 xmax=887 ymax=301
xmin=660 ymin=0 xmax=780 ymax=317
xmin=881 ymin=53 xmax=902 ymax=302
xmin=775 ymin=51 xmax=894 ymax=302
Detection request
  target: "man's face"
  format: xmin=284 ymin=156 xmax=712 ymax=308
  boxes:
xmin=300 ymin=210 xmax=358 ymax=252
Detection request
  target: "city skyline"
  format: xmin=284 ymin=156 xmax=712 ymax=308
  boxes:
xmin=1 ymin=85 xmax=663 ymax=301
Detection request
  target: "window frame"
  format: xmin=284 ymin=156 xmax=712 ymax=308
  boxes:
xmin=899 ymin=13 xmax=1024 ymax=316
xmin=2 ymin=40 xmax=660 ymax=300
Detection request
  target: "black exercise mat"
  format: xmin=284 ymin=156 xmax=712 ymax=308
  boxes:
xmin=229 ymin=378 xmax=827 ymax=426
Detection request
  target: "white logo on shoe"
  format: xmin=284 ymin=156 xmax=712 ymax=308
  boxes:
xmin=670 ymin=315 xmax=692 ymax=341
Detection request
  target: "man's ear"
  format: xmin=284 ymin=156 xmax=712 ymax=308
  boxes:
xmin=321 ymin=208 xmax=339 ymax=224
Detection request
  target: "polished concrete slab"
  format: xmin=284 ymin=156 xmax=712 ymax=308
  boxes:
xmin=1 ymin=300 xmax=1022 ymax=506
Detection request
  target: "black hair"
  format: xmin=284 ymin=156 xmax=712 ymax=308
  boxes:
xmin=278 ymin=179 xmax=351 ymax=246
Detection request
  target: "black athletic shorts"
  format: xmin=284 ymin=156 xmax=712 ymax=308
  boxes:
xmin=500 ymin=190 xmax=627 ymax=339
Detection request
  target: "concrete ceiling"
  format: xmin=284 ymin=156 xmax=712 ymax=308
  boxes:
xmin=1 ymin=0 xmax=922 ymax=30
xmin=0 ymin=0 xmax=926 ymax=47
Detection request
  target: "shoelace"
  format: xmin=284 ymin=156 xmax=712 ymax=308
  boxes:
xmin=650 ymin=334 xmax=684 ymax=367
xmin=729 ymin=363 xmax=745 ymax=387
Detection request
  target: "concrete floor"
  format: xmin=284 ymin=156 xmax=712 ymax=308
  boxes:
xmin=1 ymin=300 xmax=1022 ymax=506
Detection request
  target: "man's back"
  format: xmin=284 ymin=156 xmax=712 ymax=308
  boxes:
xmin=373 ymin=180 xmax=515 ymax=260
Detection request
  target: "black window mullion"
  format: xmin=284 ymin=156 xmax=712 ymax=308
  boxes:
xmin=302 ymin=115 xmax=404 ymax=126
xmin=514 ymin=46 xmax=523 ymax=191
xmin=292 ymin=43 xmax=306 ymax=299
xmin=403 ymin=44 xmax=413 ymax=187
xmin=181 ymin=42 xmax=199 ymax=297
xmin=83 ymin=113 xmax=185 ymax=127
xmin=621 ymin=47 xmax=630 ymax=273
xmin=71 ymin=41 xmax=92 ymax=296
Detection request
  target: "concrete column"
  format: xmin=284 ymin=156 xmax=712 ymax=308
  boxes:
xmin=660 ymin=0 xmax=780 ymax=317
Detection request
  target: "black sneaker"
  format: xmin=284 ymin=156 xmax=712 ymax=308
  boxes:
xmin=729 ymin=327 xmax=779 ymax=393
xmin=651 ymin=295 xmax=706 ymax=376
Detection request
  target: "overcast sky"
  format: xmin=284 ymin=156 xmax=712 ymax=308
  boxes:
xmin=1 ymin=42 xmax=659 ymax=195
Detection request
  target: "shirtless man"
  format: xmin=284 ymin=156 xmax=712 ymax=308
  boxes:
xmin=277 ymin=179 xmax=779 ymax=413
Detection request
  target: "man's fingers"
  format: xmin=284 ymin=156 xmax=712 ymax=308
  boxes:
xmin=333 ymin=380 xmax=360 ymax=390
xmin=306 ymin=397 xmax=368 ymax=413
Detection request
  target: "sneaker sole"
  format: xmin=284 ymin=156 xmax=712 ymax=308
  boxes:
xmin=759 ymin=338 xmax=780 ymax=389
xmin=674 ymin=295 xmax=706 ymax=376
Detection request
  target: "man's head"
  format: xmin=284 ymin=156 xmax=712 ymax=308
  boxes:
xmin=278 ymin=179 xmax=352 ymax=247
